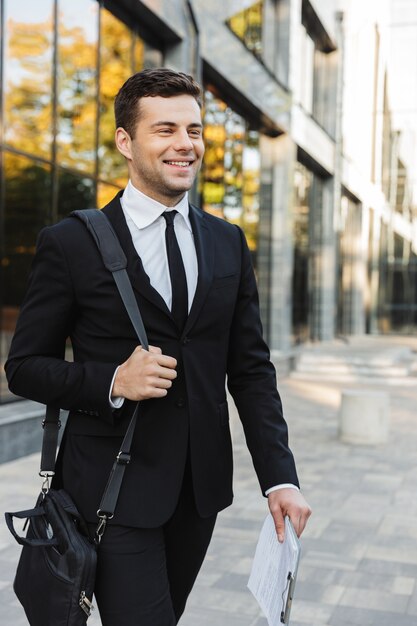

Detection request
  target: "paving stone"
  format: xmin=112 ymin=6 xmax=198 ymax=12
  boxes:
xmin=407 ymin=592 xmax=417 ymax=616
xmin=330 ymin=605 xmax=417 ymax=625
xmin=1 ymin=336 xmax=417 ymax=625
xmin=339 ymin=586 xmax=409 ymax=612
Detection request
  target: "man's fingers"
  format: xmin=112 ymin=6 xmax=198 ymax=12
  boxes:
xmin=267 ymin=489 xmax=312 ymax=541
xmin=151 ymin=376 xmax=174 ymax=390
xmin=116 ymin=345 xmax=178 ymax=401
xmin=288 ymin=505 xmax=312 ymax=537
xmin=156 ymin=354 xmax=177 ymax=370
xmin=135 ymin=345 xmax=177 ymax=371
xmin=270 ymin=507 xmax=285 ymax=543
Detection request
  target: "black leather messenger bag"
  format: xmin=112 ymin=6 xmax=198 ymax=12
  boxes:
xmin=5 ymin=209 xmax=148 ymax=626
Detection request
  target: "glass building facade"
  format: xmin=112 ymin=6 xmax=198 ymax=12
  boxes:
xmin=200 ymin=89 xmax=261 ymax=260
xmin=1 ymin=0 xmax=416 ymax=405
xmin=0 ymin=0 xmax=163 ymax=402
xmin=0 ymin=2 xmax=262 ymax=403
xmin=227 ymin=1 xmax=264 ymax=59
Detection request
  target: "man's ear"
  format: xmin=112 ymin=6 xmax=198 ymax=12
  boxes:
xmin=115 ymin=127 xmax=132 ymax=160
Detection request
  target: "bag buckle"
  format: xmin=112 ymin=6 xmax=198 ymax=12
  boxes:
xmin=116 ymin=451 xmax=131 ymax=465
xmin=95 ymin=511 xmax=113 ymax=545
xmin=79 ymin=591 xmax=95 ymax=617
xmin=39 ymin=471 xmax=55 ymax=496
xmin=42 ymin=419 xmax=61 ymax=429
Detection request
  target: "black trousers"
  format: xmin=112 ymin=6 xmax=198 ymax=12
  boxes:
xmin=87 ymin=462 xmax=217 ymax=626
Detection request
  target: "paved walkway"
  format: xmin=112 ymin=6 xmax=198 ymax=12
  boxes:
xmin=1 ymin=336 xmax=417 ymax=625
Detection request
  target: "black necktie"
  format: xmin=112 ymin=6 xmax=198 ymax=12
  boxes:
xmin=163 ymin=210 xmax=188 ymax=331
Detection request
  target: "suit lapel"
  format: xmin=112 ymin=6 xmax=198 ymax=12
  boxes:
xmin=102 ymin=193 xmax=173 ymax=320
xmin=101 ymin=194 xmax=214 ymax=336
xmin=185 ymin=204 xmax=214 ymax=335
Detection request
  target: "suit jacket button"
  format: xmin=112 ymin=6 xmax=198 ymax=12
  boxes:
xmin=176 ymin=398 xmax=185 ymax=408
xmin=182 ymin=336 xmax=190 ymax=345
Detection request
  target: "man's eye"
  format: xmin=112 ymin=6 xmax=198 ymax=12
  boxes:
xmin=189 ymin=130 xmax=201 ymax=137
xmin=159 ymin=128 xmax=172 ymax=134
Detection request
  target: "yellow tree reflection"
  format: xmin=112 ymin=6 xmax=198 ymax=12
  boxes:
xmin=5 ymin=18 xmax=54 ymax=158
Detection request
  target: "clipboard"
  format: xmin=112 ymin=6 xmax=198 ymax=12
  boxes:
xmin=280 ymin=517 xmax=300 ymax=624
xmin=248 ymin=515 xmax=301 ymax=626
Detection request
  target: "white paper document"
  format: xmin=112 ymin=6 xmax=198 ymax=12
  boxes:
xmin=248 ymin=515 xmax=301 ymax=626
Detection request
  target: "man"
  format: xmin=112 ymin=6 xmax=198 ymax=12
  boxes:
xmin=6 ymin=68 xmax=311 ymax=625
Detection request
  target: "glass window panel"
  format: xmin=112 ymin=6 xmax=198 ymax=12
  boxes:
xmin=292 ymin=161 xmax=313 ymax=344
xmin=57 ymin=169 xmax=96 ymax=221
xmin=1 ymin=152 xmax=52 ymax=401
xmin=133 ymin=34 xmax=145 ymax=72
xmin=299 ymin=26 xmax=314 ymax=114
xmin=227 ymin=1 xmax=263 ymax=58
xmin=57 ymin=0 xmax=99 ymax=174
xmin=97 ymin=181 xmax=121 ymax=209
xmin=143 ymin=42 xmax=163 ymax=69
xmin=0 ymin=305 xmax=20 ymax=402
xmin=98 ymin=8 xmax=133 ymax=186
xmin=241 ymin=131 xmax=260 ymax=254
xmin=3 ymin=0 xmax=54 ymax=159
xmin=133 ymin=35 xmax=163 ymax=71
xmin=3 ymin=152 xmax=51 ymax=303
xmin=201 ymin=90 xmax=260 ymax=256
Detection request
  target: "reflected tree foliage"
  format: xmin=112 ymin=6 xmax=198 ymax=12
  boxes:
xmin=200 ymin=90 xmax=260 ymax=254
xmin=227 ymin=1 xmax=263 ymax=58
xmin=3 ymin=153 xmax=52 ymax=306
xmin=98 ymin=8 xmax=143 ymax=186
xmin=57 ymin=1 xmax=99 ymax=172
xmin=0 ymin=1 xmax=160 ymax=402
xmin=57 ymin=170 xmax=96 ymax=220
xmin=4 ymin=11 xmax=54 ymax=158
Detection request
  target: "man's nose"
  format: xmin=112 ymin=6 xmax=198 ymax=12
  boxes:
xmin=173 ymin=129 xmax=194 ymax=151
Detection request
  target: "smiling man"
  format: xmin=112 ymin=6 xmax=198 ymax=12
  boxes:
xmin=6 ymin=68 xmax=311 ymax=626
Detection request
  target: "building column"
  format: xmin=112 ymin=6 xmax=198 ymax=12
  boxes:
xmin=258 ymin=134 xmax=296 ymax=351
xmin=310 ymin=177 xmax=337 ymax=341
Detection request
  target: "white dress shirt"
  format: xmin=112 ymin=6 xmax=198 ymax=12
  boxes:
xmin=109 ymin=180 xmax=298 ymax=496
xmin=121 ymin=180 xmax=198 ymax=311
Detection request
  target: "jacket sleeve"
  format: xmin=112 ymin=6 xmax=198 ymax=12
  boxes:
xmin=226 ymin=226 xmax=299 ymax=493
xmin=5 ymin=226 xmax=118 ymax=424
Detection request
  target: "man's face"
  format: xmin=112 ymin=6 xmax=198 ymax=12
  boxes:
xmin=116 ymin=94 xmax=205 ymax=206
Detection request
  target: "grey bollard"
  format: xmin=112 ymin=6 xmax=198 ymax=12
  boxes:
xmin=339 ymin=390 xmax=390 ymax=444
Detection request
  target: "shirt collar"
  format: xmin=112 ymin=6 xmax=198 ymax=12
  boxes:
xmin=121 ymin=180 xmax=192 ymax=232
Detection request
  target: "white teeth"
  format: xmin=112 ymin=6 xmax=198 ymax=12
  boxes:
xmin=166 ymin=161 xmax=191 ymax=167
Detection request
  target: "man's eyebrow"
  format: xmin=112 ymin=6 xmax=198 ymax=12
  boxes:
xmin=151 ymin=121 xmax=203 ymax=129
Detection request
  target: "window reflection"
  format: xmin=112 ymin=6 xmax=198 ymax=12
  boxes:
xmin=1 ymin=152 xmax=52 ymax=401
xmin=99 ymin=8 xmax=139 ymax=185
xmin=3 ymin=152 xmax=51 ymax=304
xmin=227 ymin=1 xmax=263 ymax=58
xmin=292 ymin=162 xmax=312 ymax=344
xmin=201 ymin=90 xmax=260 ymax=255
xmin=3 ymin=0 xmax=54 ymax=159
xmin=57 ymin=169 xmax=96 ymax=221
xmin=97 ymin=182 xmax=121 ymax=209
xmin=143 ymin=43 xmax=164 ymax=70
xmin=0 ymin=3 xmax=162 ymax=402
xmin=57 ymin=0 xmax=99 ymax=173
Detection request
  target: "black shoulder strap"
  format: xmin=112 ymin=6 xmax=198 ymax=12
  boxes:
xmin=73 ymin=209 xmax=148 ymax=350
xmin=40 ymin=208 xmax=149 ymax=542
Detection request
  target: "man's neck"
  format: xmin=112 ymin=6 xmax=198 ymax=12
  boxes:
xmin=128 ymin=180 xmax=186 ymax=208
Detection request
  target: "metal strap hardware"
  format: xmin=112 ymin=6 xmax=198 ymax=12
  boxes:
xmin=79 ymin=591 xmax=95 ymax=617
xmin=42 ymin=419 xmax=61 ymax=429
xmin=116 ymin=451 xmax=131 ymax=465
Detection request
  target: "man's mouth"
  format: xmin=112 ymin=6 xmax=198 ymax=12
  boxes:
xmin=164 ymin=160 xmax=194 ymax=168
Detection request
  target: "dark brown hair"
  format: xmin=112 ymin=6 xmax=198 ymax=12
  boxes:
xmin=114 ymin=68 xmax=203 ymax=138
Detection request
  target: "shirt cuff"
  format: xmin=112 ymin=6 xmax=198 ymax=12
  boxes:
xmin=265 ymin=483 xmax=300 ymax=496
xmin=109 ymin=366 xmax=124 ymax=409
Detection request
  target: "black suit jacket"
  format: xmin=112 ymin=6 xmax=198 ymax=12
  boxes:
xmin=5 ymin=193 xmax=299 ymax=527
